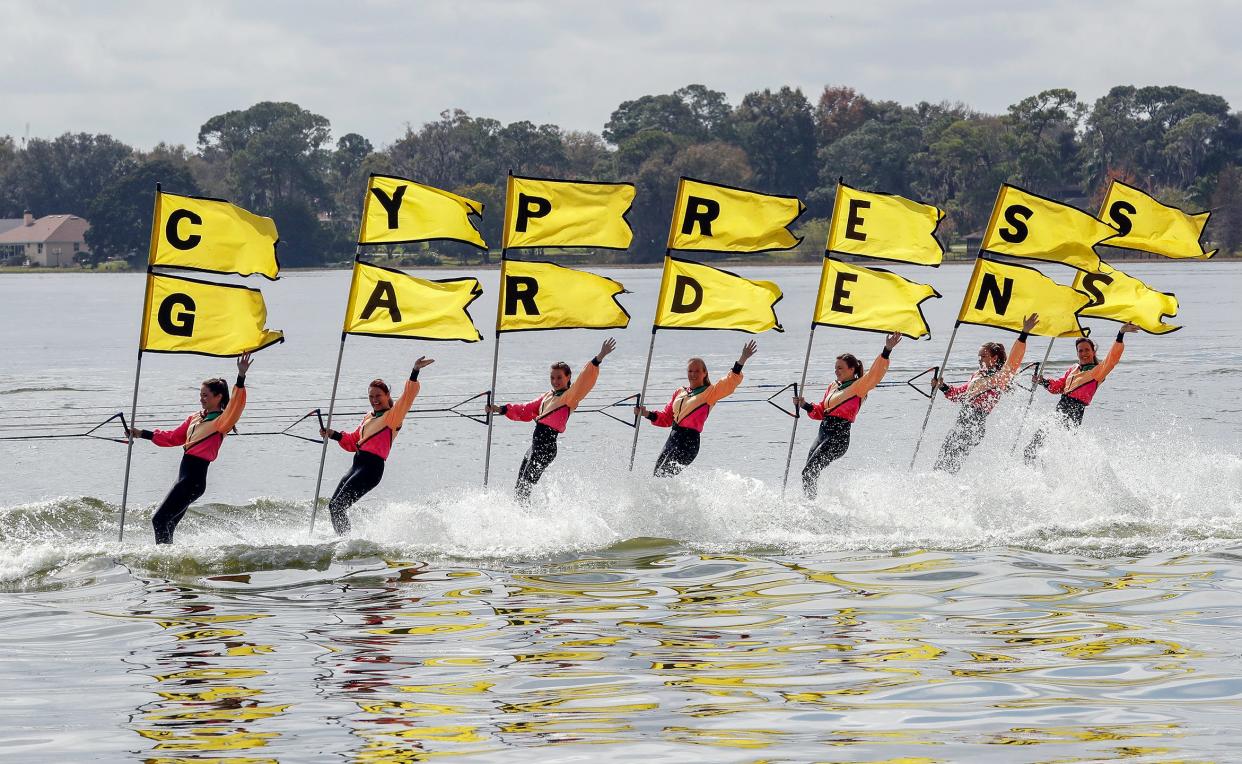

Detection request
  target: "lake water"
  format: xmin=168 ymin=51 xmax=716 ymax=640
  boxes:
xmin=2 ymin=261 xmax=1240 ymax=762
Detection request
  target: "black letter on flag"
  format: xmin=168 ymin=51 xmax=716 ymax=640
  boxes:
xmin=670 ymin=276 xmax=703 ymax=314
xmin=370 ymin=186 xmax=407 ymax=229
xmin=831 ymin=272 xmax=858 ymax=313
xmin=361 ymin=280 xmax=402 ymax=322
xmin=975 ymin=274 xmax=1013 ymax=315
xmin=681 ymin=196 xmax=720 ymax=237
xmin=1080 ymin=271 xmax=1114 ymax=308
xmin=998 ymin=204 xmax=1033 ymax=244
xmin=1107 ymin=200 xmax=1136 ymax=237
xmin=845 ymin=199 xmax=871 ymax=241
xmin=157 ymin=293 xmax=196 ymax=337
xmin=504 ymin=276 xmax=540 ymax=316
xmin=166 ymin=209 xmax=203 ymax=250
xmin=515 ymin=194 xmax=552 ymax=232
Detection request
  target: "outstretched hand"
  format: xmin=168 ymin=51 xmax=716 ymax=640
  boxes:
xmin=597 ymin=337 xmax=617 ymax=360
xmin=236 ymin=353 xmax=253 ymax=375
xmin=793 ymin=395 xmax=806 ymax=409
xmin=1021 ymin=313 xmax=1039 ymax=334
xmin=414 ymin=356 xmax=435 ymax=369
xmin=485 ymin=404 xmax=502 ymax=415
xmin=634 ymin=405 xmax=649 ymax=418
xmin=739 ymin=340 xmax=758 ymax=364
xmin=884 ymin=332 xmax=902 ymax=350
xmin=1121 ymin=322 xmax=1139 ymax=333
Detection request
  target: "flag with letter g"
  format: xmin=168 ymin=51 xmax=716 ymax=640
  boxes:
xmin=141 ymin=272 xmax=283 ymax=356
xmin=359 ymin=174 xmax=487 ymax=249
xmin=498 ymin=259 xmax=629 ymax=332
xmin=666 ymin=177 xmax=804 ymax=253
xmin=958 ymin=258 xmax=1089 ymax=338
xmin=343 ymin=260 xmax=483 ymax=342
xmin=654 ymin=258 xmax=783 ymax=333
xmin=149 ymin=191 xmax=280 ymax=279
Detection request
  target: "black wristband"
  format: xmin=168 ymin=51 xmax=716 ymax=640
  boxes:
xmin=498 ymin=404 xmax=508 ymax=415
xmin=139 ymin=429 xmax=154 ymax=440
xmin=801 ymin=402 xmax=814 ymax=413
xmin=1116 ymin=331 xmax=1125 ymax=343
xmin=731 ymin=362 xmax=744 ymax=375
xmin=1017 ymin=331 xmax=1029 ymax=343
xmin=1039 ymin=378 xmax=1051 ymax=388
xmin=591 ymin=357 xmax=601 ymax=367
xmin=330 ymin=431 xmax=342 ymax=441
xmin=409 ymin=367 xmax=420 ymax=381
xmin=881 ymin=347 xmax=892 ymax=360
xmin=646 ymin=412 xmax=657 ymax=422
xmin=235 ymin=375 xmax=245 ymax=388
xmin=939 ymin=383 xmax=950 ymax=393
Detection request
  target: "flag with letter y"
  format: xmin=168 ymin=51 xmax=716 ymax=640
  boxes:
xmin=359 ymin=174 xmax=487 ymax=249
xmin=654 ymin=258 xmax=782 ymax=333
xmin=343 ymin=260 xmax=482 ymax=341
xmin=149 ymin=191 xmax=280 ymax=279
xmin=667 ymin=177 xmax=804 ymax=253
xmin=958 ymin=258 xmax=1089 ymax=338
xmin=826 ymin=183 xmax=944 ymax=265
xmin=981 ymin=184 xmax=1116 ymax=272
xmin=1074 ymin=262 xmax=1180 ymax=334
xmin=497 ymin=260 xmax=629 ymax=332
xmin=141 ymin=272 xmax=284 ymax=356
xmin=502 ymin=175 xmax=634 ymax=250
xmin=1097 ymin=180 xmax=1216 ymax=259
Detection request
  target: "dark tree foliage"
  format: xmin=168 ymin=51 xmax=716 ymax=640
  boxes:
xmin=85 ymin=158 xmax=200 ymax=267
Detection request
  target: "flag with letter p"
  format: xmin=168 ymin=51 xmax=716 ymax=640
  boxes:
xmin=1073 ymin=262 xmax=1180 ymax=334
xmin=359 ymin=174 xmax=487 ymax=249
xmin=813 ymin=259 xmax=940 ymax=339
xmin=654 ymin=258 xmax=783 ymax=333
xmin=666 ymin=177 xmax=804 ymax=253
xmin=498 ymin=260 xmax=629 ymax=332
xmin=826 ymin=183 xmax=945 ymax=265
xmin=1097 ymin=180 xmax=1216 ymax=259
xmin=502 ymin=175 xmax=634 ymax=250
xmin=141 ymin=273 xmax=283 ymax=356
xmin=343 ymin=260 xmax=482 ymax=342
xmin=958 ymin=258 xmax=1089 ymax=338
xmin=149 ymin=191 xmax=279 ymax=279
xmin=981 ymin=184 xmax=1115 ymax=272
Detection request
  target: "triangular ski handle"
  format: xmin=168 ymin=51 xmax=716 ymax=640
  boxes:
xmin=906 ymin=366 xmax=939 ymax=400
xmin=84 ymin=411 xmax=132 ymax=444
xmin=1013 ymin=361 xmax=1041 ymax=393
xmin=280 ymin=408 xmax=330 ymax=444
xmin=448 ymin=390 xmax=492 ymax=426
xmin=586 ymin=393 xmax=640 ymax=428
xmin=766 ymin=382 xmax=800 ymax=419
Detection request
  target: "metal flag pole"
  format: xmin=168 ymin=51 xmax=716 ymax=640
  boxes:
xmin=1011 ymin=337 xmax=1055 ymax=453
xmin=627 ymin=327 xmax=658 ymax=472
xmin=780 ymin=324 xmax=816 ymax=496
xmin=482 ymin=252 xmax=507 ymax=487
xmin=909 ymin=322 xmax=961 ymax=470
xmin=117 ymin=348 xmax=144 ymax=543
xmin=308 ymin=333 xmax=347 ymax=534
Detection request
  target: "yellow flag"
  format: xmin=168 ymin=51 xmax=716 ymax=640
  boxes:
xmin=497 ymin=259 xmax=629 ymax=333
xmin=981 ymin=185 xmax=1115 ymax=271
xmin=501 ymin=175 xmax=634 ymax=250
xmin=958 ymin=258 xmax=1089 ymax=338
xmin=1073 ymin=262 xmax=1180 ymax=334
xmin=654 ymin=258 xmax=783 ymax=333
xmin=149 ymin=191 xmax=279 ymax=279
xmin=343 ymin=260 xmax=482 ymax=342
xmin=666 ymin=177 xmax=804 ymax=253
xmin=359 ymin=174 xmax=487 ymax=249
xmin=141 ymin=273 xmax=283 ymax=356
xmin=813 ymin=258 xmax=940 ymax=339
xmin=826 ymin=183 xmax=944 ymax=265
xmin=1097 ymin=180 xmax=1216 ymax=259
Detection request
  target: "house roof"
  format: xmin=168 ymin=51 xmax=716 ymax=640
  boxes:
xmin=0 ymin=215 xmax=90 ymax=244
xmin=0 ymin=219 xmax=23 ymax=237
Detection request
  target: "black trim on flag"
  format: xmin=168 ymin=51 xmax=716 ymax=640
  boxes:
xmin=358 ymin=172 xmax=489 ymax=250
xmin=495 ymin=258 xmax=631 ymax=334
xmin=825 ymin=180 xmax=946 ymax=268
xmin=1098 ymin=178 xmax=1217 ymax=259
xmin=980 ymin=182 xmax=1119 ymax=269
xmin=963 ymin=255 xmax=1091 ymax=338
xmin=811 ymin=260 xmax=942 ymax=340
xmin=347 ymin=258 xmax=485 ymax=343
xmin=155 ymin=189 xmax=282 ymax=280
xmin=654 ymin=255 xmax=784 ymax=334
xmin=504 ymin=173 xmax=637 ymax=253
xmin=669 ymin=175 xmax=807 ymax=255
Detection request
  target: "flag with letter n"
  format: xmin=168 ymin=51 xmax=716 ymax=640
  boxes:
xmin=826 ymin=182 xmax=945 ymax=265
xmin=1097 ymin=180 xmax=1216 ymax=260
xmin=502 ymin=175 xmax=635 ymax=250
xmin=141 ymin=272 xmax=284 ymax=356
xmin=666 ymin=177 xmax=804 ymax=253
xmin=1073 ymin=262 xmax=1180 ymax=334
xmin=149 ymin=191 xmax=280 ymax=279
xmin=498 ymin=260 xmax=629 ymax=333
xmin=359 ymin=174 xmax=487 ymax=249
xmin=813 ymin=259 xmax=940 ymax=339
xmin=981 ymin=184 xmax=1116 ymax=272
xmin=958 ymin=258 xmax=1089 ymax=338
xmin=343 ymin=260 xmax=482 ymax=342
xmin=654 ymin=258 xmax=783 ymax=333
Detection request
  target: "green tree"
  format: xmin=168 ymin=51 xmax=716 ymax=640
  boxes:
xmin=3 ymin=133 xmax=133 ymax=218
xmin=85 ymin=158 xmax=200 ymax=267
xmin=732 ymin=87 xmax=817 ymax=201
xmin=1005 ymin=88 xmax=1085 ymax=195
xmin=814 ymin=85 xmax=872 ymax=148
xmin=1210 ymin=164 xmax=1242 ymax=254
xmin=603 ymin=94 xmax=701 ymax=145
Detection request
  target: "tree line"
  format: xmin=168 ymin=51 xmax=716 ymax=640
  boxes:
xmin=1 ymin=83 xmax=1239 ymax=268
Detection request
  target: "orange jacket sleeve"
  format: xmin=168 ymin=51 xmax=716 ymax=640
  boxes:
xmin=214 ymin=385 xmax=247 ymax=435
xmin=561 ymin=358 xmax=601 ymax=411
xmin=827 ymin=351 xmax=891 ymax=409
xmin=705 ymin=368 xmax=743 ymax=405
xmin=385 ymin=378 xmax=420 ymax=430
xmin=1083 ymin=337 xmax=1125 ymax=385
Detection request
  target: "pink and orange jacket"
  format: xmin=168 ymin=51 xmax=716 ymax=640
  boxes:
xmin=334 ymin=377 xmax=420 ymax=461
xmin=501 ymin=358 xmax=601 ymax=433
xmin=807 ymin=350 xmax=891 ymax=424
xmin=1042 ymin=337 xmax=1125 ymax=406
xmin=147 ymin=384 xmax=247 ymax=462
xmin=943 ymin=336 xmax=1028 ymax=414
xmin=648 ymin=366 xmax=743 ymax=433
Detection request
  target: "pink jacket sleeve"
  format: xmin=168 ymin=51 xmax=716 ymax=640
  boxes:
xmin=649 ymin=391 xmax=677 ymax=428
xmin=151 ymin=416 xmax=192 ymax=447
xmin=1045 ymin=368 xmax=1072 ymax=395
xmin=503 ymin=396 xmax=544 ymax=422
xmin=336 ymin=424 xmax=362 ymax=452
xmin=943 ymin=382 xmax=969 ymax=401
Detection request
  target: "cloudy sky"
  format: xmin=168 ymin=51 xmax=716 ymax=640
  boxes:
xmin=1 ymin=0 xmax=1237 ymax=149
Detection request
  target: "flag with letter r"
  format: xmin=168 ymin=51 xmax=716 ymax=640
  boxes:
xmin=666 ymin=177 xmax=804 ymax=253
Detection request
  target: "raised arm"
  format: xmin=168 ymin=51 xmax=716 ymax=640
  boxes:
xmin=563 ymin=338 xmax=613 ymax=410
xmin=1084 ymin=325 xmax=1135 ymax=384
xmin=831 ymin=333 xmax=900 ymax=407
xmin=706 ymin=340 xmax=756 ymax=405
xmin=215 ymin=353 xmax=253 ymax=434
xmin=387 ymin=357 xmax=432 ymax=429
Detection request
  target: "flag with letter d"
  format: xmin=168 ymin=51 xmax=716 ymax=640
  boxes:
xmin=502 ymin=175 xmax=634 ymax=250
xmin=343 ymin=260 xmax=482 ymax=342
xmin=667 ymin=177 xmax=804 ymax=253
xmin=1097 ymin=180 xmax=1216 ymax=259
xmin=1073 ymin=262 xmax=1180 ymax=334
xmin=498 ymin=260 xmax=629 ymax=332
xmin=958 ymin=258 xmax=1089 ymax=338
xmin=149 ymin=191 xmax=279 ymax=279
xmin=981 ymin=184 xmax=1115 ymax=272
xmin=654 ymin=258 xmax=783 ymax=333
xmin=813 ymin=259 xmax=940 ymax=339
xmin=826 ymin=183 xmax=944 ymax=265
xmin=141 ymin=273 xmax=283 ymax=356
xmin=359 ymin=174 xmax=487 ymax=249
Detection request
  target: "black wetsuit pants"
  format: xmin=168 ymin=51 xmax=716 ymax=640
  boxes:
xmin=1023 ymin=395 xmax=1087 ymax=463
xmin=802 ymin=417 xmax=852 ymax=499
xmin=654 ymin=425 xmax=701 ymax=477
xmin=328 ymin=451 xmax=385 ymax=534
xmin=515 ymin=423 xmax=559 ymax=502
xmin=152 ymin=454 xmax=210 ymax=545
xmin=934 ymin=406 xmax=989 ymax=474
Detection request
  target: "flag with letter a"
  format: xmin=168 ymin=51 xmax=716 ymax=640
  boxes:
xmin=149 ymin=191 xmax=280 ymax=279
xmin=343 ymin=260 xmax=482 ymax=341
xmin=1073 ymin=262 xmax=1180 ymax=334
xmin=497 ymin=260 xmax=629 ymax=332
xmin=140 ymin=272 xmax=284 ymax=356
xmin=654 ymin=258 xmax=783 ymax=333
xmin=1097 ymin=180 xmax=1216 ymax=259
xmin=981 ymin=184 xmax=1115 ymax=272
xmin=359 ymin=174 xmax=487 ymax=249
xmin=502 ymin=175 xmax=634 ymax=250
xmin=958 ymin=258 xmax=1089 ymax=338
xmin=666 ymin=177 xmax=804 ymax=253
xmin=826 ymin=183 xmax=944 ymax=265
xmin=813 ymin=259 xmax=939 ymax=339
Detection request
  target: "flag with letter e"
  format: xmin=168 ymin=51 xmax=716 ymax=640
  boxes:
xmin=343 ymin=260 xmax=482 ymax=342
xmin=826 ymin=183 xmax=944 ymax=265
xmin=813 ymin=259 xmax=940 ymax=339
xmin=981 ymin=184 xmax=1115 ymax=272
xmin=141 ymin=272 xmax=283 ymax=356
xmin=359 ymin=174 xmax=487 ymax=249
xmin=149 ymin=191 xmax=279 ymax=279
xmin=654 ymin=258 xmax=783 ymax=333
xmin=1074 ymin=262 xmax=1180 ymax=334
xmin=497 ymin=260 xmax=629 ymax=332
xmin=502 ymin=175 xmax=634 ymax=250
xmin=666 ymin=177 xmax=804 ymax=253
xmin=1097 ymin=180 xmax=1216 ymax=259
xmin=958 ymin=258 xmax=1089 ymax=338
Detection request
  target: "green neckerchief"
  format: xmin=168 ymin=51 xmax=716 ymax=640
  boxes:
xmin=1079 ymin=362 xmax=1098 ymax=372
xmin=202 ymin=410 xmax=221 ymax=421
xmin=371 ymin=407 xmax=390 ymax=418
xmin=552 ymin=386 xmax=569 ymax=396
xmin=688 ymin=383 xmax=710 ymax=396
xmin=836 ymin=377 xmax=857 ymax=391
